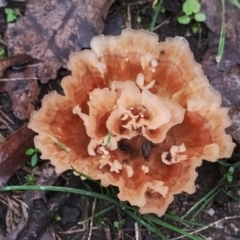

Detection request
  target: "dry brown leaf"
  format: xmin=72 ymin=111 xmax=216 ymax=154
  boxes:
xmin=0 ymin=55 xmax=34 ymax=78
xmin=0 ymin=54 xmax=40 ymax=120
xmin=201 ymin=0 xmax=240 ymax=144
xmin=0 ymin=124 xmax=36 ymax=188
xmin=4 ymin=0 xmax=114 ymax=83
xmin=2 ymin=79 xmax=40 ymax=120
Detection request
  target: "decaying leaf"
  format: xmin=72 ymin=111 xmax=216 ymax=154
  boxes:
xmin=201 ymin=0 xmax=240 ymax=144
xmin=4 ymin=0 xmax=114 ymax=83
xmin=1 ymin=79 xmax=40 ymax=120
xmin=0 ymin=124 xmax=36 ymax=188
xmin=0 ymin=54 xmax=35 ymax=77
xmin=0 ymin=54 xmax=40 ymax=120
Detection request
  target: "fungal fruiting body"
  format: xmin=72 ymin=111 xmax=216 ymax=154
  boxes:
xmin=28 ymin=29 xmax=235 ymax=216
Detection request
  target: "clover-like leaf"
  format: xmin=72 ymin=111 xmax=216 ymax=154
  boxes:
xmin=25 ymin=148 xmax=35 ymax=156
xmin=4 ymin=8 xmax=17 ymax=23
xmin=30 ymin=153 xmax=38 ymax=167
xmin=182 ymin=1 xmax=193 ymax=15
xmin=178 ymin=15 xmax=191 ymax=25
xmin=194 ymin=12 xmax=206 ymax=22
xmin=190 ymin=0 xmax=201 ymax=13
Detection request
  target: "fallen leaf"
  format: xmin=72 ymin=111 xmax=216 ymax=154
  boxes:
xmin=4 ymin=0 xmax=114 ymax=83
xmin=201 ymin=0 xmax=240 ymax=144
xmin=0 ymin=124 xmax=36 ymax=188
xmin=0 ymin=55 xmax=35 ymax=77
xmin=0 ymin=54 xmax=40 ymax=120
xmin=2 ymin=79 xmax=40 ymax=120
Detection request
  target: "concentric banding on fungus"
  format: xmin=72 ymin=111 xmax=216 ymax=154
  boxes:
xmin=28 ymin=28 xmax=235 ymax=217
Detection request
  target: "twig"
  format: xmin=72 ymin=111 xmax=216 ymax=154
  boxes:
xmin=170 ymin=215 xmax=240 ymax=240
xmin=0 ymin=115 xmax=13 ymax=133
xmin=134 ymin=222 xmax=140 ymax=240
xmin=0 ymin=77 xmax=38 ymax=81
xmin=125 ymin=4 xmax=132 ymax=28
xmin=114 ymin=207 xmax=124 ymax=240
xmin=153 ymin=17 xmax=171 ymax=31
xmin=104 ymin=225 xmax=112 ymax=240
xmin=0 ymin=108 xmax=14 ymax=124
xmin=87 ymin=198 xmax=96 ymax=240
xmin=0 ymin=38 xmax=7 ymax=46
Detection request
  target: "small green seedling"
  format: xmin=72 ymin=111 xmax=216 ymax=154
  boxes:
xmin=25 ymin=148 xmax=41 ymax=167
xmin=4 ymin=8 xmax=21 ymax=23
xmin=192 ymin=23 xmax=201 ymax=34
xmin=137 ymin=16 xmax=142 ymax=23
xmin=25 ymin=173 xmax=37 ymax=185
xmin=96 ymin=217 xmax=108 ymax=228
xmin=54 ymin=214 xmax=61 ymax=221
xmin=113 ymin=219 xmax=125 ymax=229
xmin=0 ymin=48 xmax=5 ymax=58
xmin=225 ymin=166 xmax=234 ymax=183
xmin=178 ymin=0 xmax=206 ymax=25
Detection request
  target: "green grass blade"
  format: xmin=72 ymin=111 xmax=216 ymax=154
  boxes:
xmin=218 ymin=160 xmax=240 ymax=168
xmin=216 ymin=0 xmax=226 ymax=67
xmin=164 ymin=213 xmax=207 ymax=228
xmin=181 ymin=184 xmax=220 ymax=219
xmin=189 ymin=189 xmax=221 ymax=222
xmin=47 ymin=134 xmax=70 ymax=152
xmin=1 ymin=185 xmax=121 ymax=206
xmin=231 ymin=0 xmax=240 ymax=9
xmin=78 ymin=205 xmax=115 ymax=225
xmin=149 ymin=0 xmax=163 ymax=32
xmin=123 ymin=209 xmax=157 ymax=234
xmin=144 ymin=215 xmax=204 ymax=240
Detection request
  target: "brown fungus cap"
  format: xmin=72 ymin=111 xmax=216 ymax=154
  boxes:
xmin=28 ymin=29 xmax=235 ymax=216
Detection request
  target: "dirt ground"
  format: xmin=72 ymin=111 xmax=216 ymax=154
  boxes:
xmin=0 ymin=0 xmax=240 ymax=240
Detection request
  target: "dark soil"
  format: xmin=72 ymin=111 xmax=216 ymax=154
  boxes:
xmin=0 ymin=1 xmax=240 ymax=240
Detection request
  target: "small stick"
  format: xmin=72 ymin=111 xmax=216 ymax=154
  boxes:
xmin=170 ymin=215 xmax=240 ymax=240
xmin=87 ymin=198 xmax=96 ymax=240
xmin=0 ymin=115 xmax=13 ymax=133
xmin=153 ymin=17 xmax=171 ymax=31
xmin=0 ymin=108 xmax=14 ymax=124
xmin=134 ymin=222 xmax=140 ymax=240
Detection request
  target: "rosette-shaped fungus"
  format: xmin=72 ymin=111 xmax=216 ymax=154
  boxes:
xmin=28 ymin=29 xmax=235 ymax=216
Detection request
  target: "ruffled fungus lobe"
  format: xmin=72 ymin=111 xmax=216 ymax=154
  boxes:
xmin=28 ymin=29 xmax=235 ymax=216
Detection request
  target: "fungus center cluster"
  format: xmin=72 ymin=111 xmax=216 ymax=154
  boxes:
xmin=72 ymin=73 xmax=188 ymax=170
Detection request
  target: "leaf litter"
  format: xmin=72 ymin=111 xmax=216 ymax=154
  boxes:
xmin=4 ymin=0 xmax=114 ymax=83
xmin=201 ymin=0 xmax=240 ymax=145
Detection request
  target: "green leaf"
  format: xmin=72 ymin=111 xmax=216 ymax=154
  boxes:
xmin=231 ymin=0 xmax=240 ymax=9
xmin=190 ymin=0 xmax=201 ymax=13
xmin=194 ymin=12 xmax=206 ymax=22
xmin=182 ymin=1 xmax=193 ymax=15
xmin=178 ymin=15 xmax=191 ymax=25
xmin=114 ymin=221 xmax=120 ymax=229
xmin=0 ymin=48 xmax=5 ymax=58
xmin=137 ymin=16 xmax=142 ymax=23
xmin=36 ymin=148 xmax=42 ymax=154
xmin=227 ymin=175 xmax=233 ymax=183
xmin=31 ymin=153 xmax=38 ymax=167
xmin=25 ymin=148 xmax=35 ymax=155
xmin=4 ymin=8 xmax=17 ymax=23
